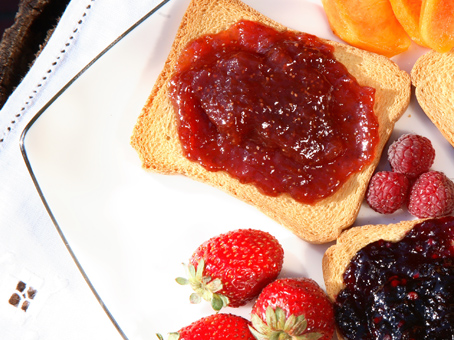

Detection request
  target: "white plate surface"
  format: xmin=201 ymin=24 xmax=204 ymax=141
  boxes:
xmin=23 ymin=0 xmax=454 ymax=339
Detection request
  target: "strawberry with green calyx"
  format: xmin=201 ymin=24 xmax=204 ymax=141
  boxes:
xmin=176 ymin=228 xmax=284 ymax=311
xmin=156 ymin=313 xmax=255 ymax=340
xmin=176 ymin=258 xmax=229 ymax=311
xmin=249 ymin=278 xmax=335 ymax=340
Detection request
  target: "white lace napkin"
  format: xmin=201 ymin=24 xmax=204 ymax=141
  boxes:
xmin=0 ymin=1 xmax=168 ymax=339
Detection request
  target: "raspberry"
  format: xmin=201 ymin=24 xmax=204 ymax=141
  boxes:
xmin=408 ymin=171 xmax=454 ymax=218
xmin=366 ymin=171 xmax=410 ymax=214
xmin=388 ymin=134 xmax=435 ymax=178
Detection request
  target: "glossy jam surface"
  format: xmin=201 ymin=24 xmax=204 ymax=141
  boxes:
xmin=335 ymin=216 xmax=454 ymax=339
xmin=169 ymin=20 xmax=378 ymax=204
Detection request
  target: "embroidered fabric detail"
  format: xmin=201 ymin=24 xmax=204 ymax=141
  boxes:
xmin=0 ymin=1 xmax=95 ymax=145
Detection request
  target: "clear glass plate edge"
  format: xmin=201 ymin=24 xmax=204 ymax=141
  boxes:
xmin=18 ymin=1 xmax=171 ymax=339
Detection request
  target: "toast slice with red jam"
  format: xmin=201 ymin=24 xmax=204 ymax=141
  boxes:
xmin=131 ymin=0 xmax=411 ymax=244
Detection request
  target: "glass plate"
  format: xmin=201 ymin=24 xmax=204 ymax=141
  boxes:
xmin=21 ymin=0 xmax=454 ymax=339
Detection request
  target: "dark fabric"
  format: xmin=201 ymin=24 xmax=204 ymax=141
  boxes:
xmin=0 ymin=0 xmax=70 ymax=109
xmin=0 ymin=0 xmax=20 ymax=37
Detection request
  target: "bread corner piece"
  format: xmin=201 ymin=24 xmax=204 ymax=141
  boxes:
xmin=130 ymin=0 xmax=411 ymax=244
xmin=322 ymin=218 xmax=424 ymax=340
xmin=411 ymin=50 xmax=454 ymax=148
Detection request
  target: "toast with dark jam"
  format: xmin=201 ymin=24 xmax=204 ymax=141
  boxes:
xmin=323 ymin=216 xmax=454 ymax=339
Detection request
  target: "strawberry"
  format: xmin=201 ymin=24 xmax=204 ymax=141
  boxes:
xmin=250 ymin=278 xmax=335 ymax=340
xmin=176 ymin=228 xmax=284 ymax=311
xmin=157 ymin=313 xmax=255 ymax=340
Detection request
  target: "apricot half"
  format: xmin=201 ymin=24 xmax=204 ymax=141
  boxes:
xmin=322 ymin=0 xmax=412 ymax=57
xmin=420 ymin=0 xmax=454 ymax=52
xmin=389 ymin=0 xmax=427 ymax=47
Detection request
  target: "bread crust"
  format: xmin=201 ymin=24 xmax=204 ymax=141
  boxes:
xmin=411 ymin=50 xmax=454 ymax=148
xmin=322 ymin=218 xmax=425 ymax=340
xmin=131 ymin=0 xmax=411 ymax=244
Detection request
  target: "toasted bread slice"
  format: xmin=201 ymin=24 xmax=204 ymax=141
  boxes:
xmin=411 ymin=50 xmax=454 ymax=148
xmin=322 ymin=218 xmax=424 ymax=339
xmin=131 ymin=0 xmax=411 ymax=244
xmin=322 ymin=219 xmax=420 ymax=300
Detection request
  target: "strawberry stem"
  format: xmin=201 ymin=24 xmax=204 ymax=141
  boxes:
xmin=176 ymin=259 xmax=230 ymax=311
xmin=250 ymin=307 xmax=323 ymax=340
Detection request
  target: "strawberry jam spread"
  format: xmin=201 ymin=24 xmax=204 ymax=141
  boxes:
xmin=169 ymin=20 xmax=378 ymax=204
xmin=335 ymin=216 xmax=454 ymax=339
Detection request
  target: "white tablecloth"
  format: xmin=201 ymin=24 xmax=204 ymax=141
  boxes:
xmin=0 ymin=1 xmax=168 ymax=338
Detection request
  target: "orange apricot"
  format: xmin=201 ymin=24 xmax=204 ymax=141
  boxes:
xmin=420 ymin=0 xmax=454 ymax=52
xmin=322 ymin=0 xmax=412 ymax=57
xmin=389 ymin=0 xmax=427 ymax=47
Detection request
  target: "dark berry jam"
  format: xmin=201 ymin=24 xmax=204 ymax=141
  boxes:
xmin=169 ymin=20 xmax=378 ymax=204
xmin=335 ymin=216 xmax=454 ymax=339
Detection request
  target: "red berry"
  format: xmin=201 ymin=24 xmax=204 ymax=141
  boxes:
xmin=366 ymin=171 xmax=410 ymax=214
xmin=388 ymin=134 xmax=435 ymax=178
xmin=408 ymin=171 xmax=454 ymax=218
xmin=157 ymin=313 xmax=255 ymax=340
xmin=176 ymin=229 xmax=284 ymax=311
xmin=250 ymin=278 xmax=335 ymax=340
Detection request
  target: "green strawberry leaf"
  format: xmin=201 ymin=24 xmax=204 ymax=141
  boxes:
xmin=298 ymin=333 xmax=323 ymax=340
xmin=220 ymin=294 xmax=229 ymax=308
xmin=249 ymin=325 xmax=270 ymax=340
xmin=268 ymin=332 xmax=282 ymax=340
xmin=156 ymin=333 xmax=180 ymax=340
xmin=177 ymin=259 xmax=230 ymax=311
xmin=175 ymin=277 xmax=189 ymax=285
xmin=188 ymin=263 xmax=196 ymax=278
xmin=266 ymin=306 xmax=278 ymax=329
xmin=288 ymin=316 xmax=308 ymax=335
xmin=251 ymin=307 xmax=323 ymax=340
xmin=202 ymin=275 xmax=212 ymax=284
xmin=275 ymin=307 xmax=287 ymax=330
xmin=251 ymin=314 xmax=272 ymax=334
xmin=168 ymin=333 xmax=180 ymax=340
xmin=190 ymin=292 xmax=201 ymax=304
xmin=211 ymin=294 xmax=224 ymax=311
xmin=206 ymin=278 xmax=223 ymax=293
xmin=195 ymin=258 xmax=205 ymax=280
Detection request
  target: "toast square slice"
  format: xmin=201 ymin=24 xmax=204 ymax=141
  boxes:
xmin=131 ymin=0 xmax=411 ymax=244
xmin=412 ymin=50 xmax=454 ymax=148
xmin=322 ymin=219 xmax=420 ymax=301
xmin=322 ymin=218 xmax=426 ymax=339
